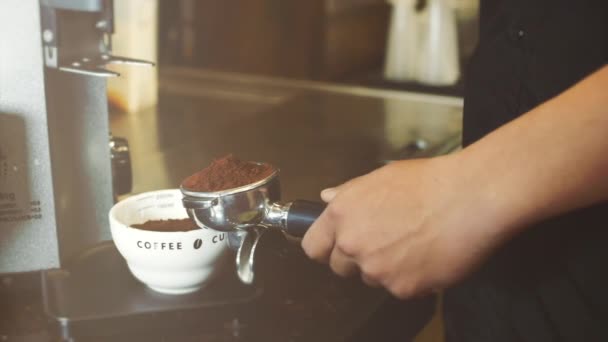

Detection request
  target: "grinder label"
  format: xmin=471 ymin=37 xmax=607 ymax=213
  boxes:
xmin=0 ymin=140 xmax=43 ymax=224
xmin=0 ymin=196 xmax=43 ymax=223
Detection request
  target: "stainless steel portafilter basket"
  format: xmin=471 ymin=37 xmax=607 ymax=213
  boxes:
xmin=180 ymin=168 xmax=325 ymax=238
xmin=181 ymin=167 xmax=325 ymax=284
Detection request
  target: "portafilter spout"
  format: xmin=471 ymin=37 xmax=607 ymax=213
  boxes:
xmin=180 ymin=169 xmax=326 ymax=237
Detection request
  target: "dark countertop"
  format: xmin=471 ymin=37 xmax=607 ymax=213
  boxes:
xmin=345 ymin=68 xmax=466 ymax=98
xmin=112 ymin=68 xmax=463 ymax=200
xmin=1 ymin=68 xmax=462 ymax=341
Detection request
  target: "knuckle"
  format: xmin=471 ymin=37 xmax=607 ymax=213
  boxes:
xmin=360 ymin=260 xmax=387 ymax=284
xmin=329 ymin=264 xmax=347 ymax=277
xmin=302 ymin=244 xmax=328 ymax=263
xmin=310 ymin=252 xmax=329 ymax=264
xmin=329 ymin=259 xmax=355 ymax=278
xmin=324 ymin=203 xmax=345 ymax=223
xmin=361 ymin=274 xmax=381 ymax=288
xmin=335 ymin=235 xmax=359 ymax=257
xmin=390 ymin=280 xmax=419 ymax=300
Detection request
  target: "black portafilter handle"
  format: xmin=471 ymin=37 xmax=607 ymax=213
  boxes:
xmin=284 ymin=200 xmax=327 ymax=237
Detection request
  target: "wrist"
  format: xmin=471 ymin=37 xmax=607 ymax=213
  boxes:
xmin=446 ymin=148 xmax=526 ymax=246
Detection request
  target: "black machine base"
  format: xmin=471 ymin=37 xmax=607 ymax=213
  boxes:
xmin=42 ymin=242 xmax=262 ymax=341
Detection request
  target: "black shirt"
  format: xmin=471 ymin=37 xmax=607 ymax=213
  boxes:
xmin=444 ymin=1 xmax=608 ymax=341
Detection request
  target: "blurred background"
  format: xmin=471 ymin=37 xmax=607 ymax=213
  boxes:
xmin=109 ymin=0 xmax=479 ymax=113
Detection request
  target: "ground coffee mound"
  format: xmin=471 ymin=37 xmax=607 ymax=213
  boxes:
xmin=182 ymin=154 xmax=275 ymax=192
xmin=131 ymin=218 xmax=199 ymax=232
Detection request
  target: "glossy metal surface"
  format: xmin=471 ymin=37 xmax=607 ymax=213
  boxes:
xmin=181 ymin=169 xmax=305 ymax=237
xmin=58 ymin=54 xmax=155 ymax=78
xmin=236 ymin=227 xmax=264 ymax=285
xmin=109 ymin=135 xmax=132 ymax=198
xmin=181 ymin=168 xmax=281 ymax=232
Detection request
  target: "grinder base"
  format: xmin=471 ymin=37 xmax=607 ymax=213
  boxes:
xmin=42 ymin=241 xmax=262 ymax=341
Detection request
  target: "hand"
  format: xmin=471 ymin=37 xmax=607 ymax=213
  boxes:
xmin=302 ymin=154 xmax=509 ymax=299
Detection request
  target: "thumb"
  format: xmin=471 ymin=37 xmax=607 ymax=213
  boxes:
xmin=321 ymin=187 xmax=339 ymax=202
xmin=321 ymin=177 xmax=359 ymax=202
xmin=321 ymin=175 xmax=365 ymax=202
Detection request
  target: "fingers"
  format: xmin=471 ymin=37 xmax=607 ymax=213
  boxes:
xmin=303 ymin=180 xmax=353 ymax=262
xmin=301 ymin=209 xmax=335 ymax=263
xmin=329 ymin=248 xmax=358 ymax=277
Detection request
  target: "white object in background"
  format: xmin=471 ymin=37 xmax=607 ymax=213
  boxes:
xmin=384 ymin=0 xmax=420 ymax=82
xmin=107 ymin=0 xmax=158 ymax=113
xmin=416 ymin=0 xmax=460 ymax=86
xmin=109 ymin=189 xmax=230 ymax=295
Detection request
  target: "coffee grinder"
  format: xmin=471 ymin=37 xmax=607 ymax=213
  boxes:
xmin=0 ymin=1 xmax=261 ymax=341
xmin=0 ymin=0 xmax=153 ymax=275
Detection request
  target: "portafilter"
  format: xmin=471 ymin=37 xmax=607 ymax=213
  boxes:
xmin=180 ymin=168 xmax=325 ymax=238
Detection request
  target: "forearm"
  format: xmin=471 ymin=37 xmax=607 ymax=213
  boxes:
xmin=455 ymin=65 xmax=608 ymax=238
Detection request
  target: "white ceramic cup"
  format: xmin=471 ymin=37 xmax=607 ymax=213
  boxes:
xmin=109 ymin=189 xmax=230 ymax=295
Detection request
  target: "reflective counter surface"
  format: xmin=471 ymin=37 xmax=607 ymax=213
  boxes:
xmin=112 ymin=68 xmax=462 ymax=200
xmin=106 ymin=68 xmax=463 ymax=341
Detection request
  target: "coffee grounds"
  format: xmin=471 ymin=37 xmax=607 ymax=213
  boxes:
xmin=131 ymin=218 xmax=199 ymax=232
xmin=182 ymin=154 xmax=275 ymax=192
